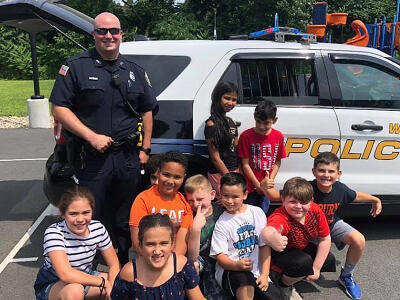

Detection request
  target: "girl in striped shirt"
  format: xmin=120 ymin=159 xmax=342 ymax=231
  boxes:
xmin=34 ymin=186 xmax=120 ymax=300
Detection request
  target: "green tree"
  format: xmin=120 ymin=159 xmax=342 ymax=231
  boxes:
xmin=153 ymin=13 xmax=208 ymax=39
xmin=0 ymin=27 xmax=39 ymax=79
xmin=119 ymin=0 xmax=177 ymax=38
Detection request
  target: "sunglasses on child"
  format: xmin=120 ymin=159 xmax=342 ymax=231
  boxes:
xmin=94 ymin=28 xmax=121 ymax=35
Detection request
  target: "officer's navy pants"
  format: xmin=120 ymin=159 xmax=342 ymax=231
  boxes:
xmin=74 ymin=146 xmax=140 ymax=265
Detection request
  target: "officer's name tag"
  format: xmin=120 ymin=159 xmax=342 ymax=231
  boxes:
xmin=89 ymin=77 xmax=98 ymax=81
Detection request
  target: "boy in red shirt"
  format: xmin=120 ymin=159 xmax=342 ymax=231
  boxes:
xmin=238 ymin=99 xmax=286 ymax=213
xmin=261 ymin=177 xmax=336 ymax=300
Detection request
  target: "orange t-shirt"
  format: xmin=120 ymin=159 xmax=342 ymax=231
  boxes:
xmin=129 ymin=185 xmax=193 ymax=230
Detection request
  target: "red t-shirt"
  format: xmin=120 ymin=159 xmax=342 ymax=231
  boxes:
xmin=267 ymin=202 xmax=330 ymax=250
xmin=238 ymin=128 xmax=287 ymax=192
xmin=129 ymin=185 xmax=193 ymax=231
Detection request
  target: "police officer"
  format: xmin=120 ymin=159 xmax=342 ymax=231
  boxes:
xmin=50 ymin=12 xmax=157 ymax=264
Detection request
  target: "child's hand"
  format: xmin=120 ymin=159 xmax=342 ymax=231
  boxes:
xmin=256 ymin=275 xmax=269 ymax=292
xmin=268 ymin=225 xmax=288 ymax=252
xmin=260 ymin=172 xmax=274 ymax=191
xmin=370 ymin=199 xmax=382 ymax=217
xmin=193 ymin=261 xmax=200 ymax=274
xmin=305 ymin=266 xmax=320 ymax=281
xmin=236 ymin=257 xmax=253 ymax=271
xmin=192 ymin=206 xmax=211 ymax=232
xmin=104 ymin=278 xmax=112 ymax=299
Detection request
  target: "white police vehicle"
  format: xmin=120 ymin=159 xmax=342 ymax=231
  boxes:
xmin=1 ymin=1 xmax=398 ymax=213
xmin=121 ymin=37 xmax=400 ymax=214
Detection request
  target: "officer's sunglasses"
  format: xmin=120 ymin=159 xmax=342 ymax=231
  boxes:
xmin=94 ymin=28 xmax=121 ymax=35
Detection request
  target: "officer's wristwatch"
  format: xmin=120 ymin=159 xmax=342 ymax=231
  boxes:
xmin=140 ymin=148 xmax=151 ymax=155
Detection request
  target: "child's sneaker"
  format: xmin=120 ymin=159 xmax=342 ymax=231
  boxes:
xmin=279 ymin=285 xmax=303 ymax=300
xmin=339 ymin=267 xmax=362 ymax=299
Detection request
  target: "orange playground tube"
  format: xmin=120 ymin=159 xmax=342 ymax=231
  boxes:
xmin=345 ymin=20 xmax=369 ymax=47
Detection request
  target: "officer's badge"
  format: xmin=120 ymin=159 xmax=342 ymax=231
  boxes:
xmin=129 ymin=71 xmax=136 ymax=82
xmin=58 ymin=65 xmax=69 ymax=76
xmin=145 ymin=72 xmax=152 ymax=87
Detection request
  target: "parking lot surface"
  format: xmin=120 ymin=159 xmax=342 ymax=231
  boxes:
xmin=0 ymin=128 xmax=399 ymax=299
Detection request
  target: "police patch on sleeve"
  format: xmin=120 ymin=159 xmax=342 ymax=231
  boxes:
xmin=145 ymin=72 xmax=152 ymax=87
xmin=129 ymin=71 xmax=136 ymax=82
xmin=58 ymin=65 xmax=69 ymax=76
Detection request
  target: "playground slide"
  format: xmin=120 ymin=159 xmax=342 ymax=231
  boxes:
xmin=345 ymin=20 xmax=369 ymax=47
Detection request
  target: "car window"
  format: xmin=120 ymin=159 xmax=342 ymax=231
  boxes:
xmin=333 ymin=61 xmax=400 ymax=109
xmin=221 ymin=59 xmax=319 ymax=105
xmin=125 ymin=55 xmax=190 ymax=97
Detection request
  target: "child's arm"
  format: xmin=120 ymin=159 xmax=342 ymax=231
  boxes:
xmin=354 ymin=191 xmax=382 ymax=217
xmin=256 ymin=245 xmax=271 ymax=292
xmin=260 ymin=176 xmax=281 ymax=201
xmin=206 ymin=137 xmax=230 ymax=175
xmin=216 ymin=253 xmax=253 ymax=271
xmin=269 ymin=159 xmax=281 ymax=179
xmin=261 ymin=225 xmax=288 ymax=252
xmin=49 ymin=250 xmax=109 ymax=287
xmin=185 ymin=286 xmax=206 ymax=300
xmin=306 ymin=234 xmax=331 ymax=281
xmin=241 ymin=158 xmax=262 ymax=193
xmin=130 ymin=226 xmax=141 ymax=255
xmin=187 ymin=206 xmax=207 ymax=261
xmin=175 ymin=227 xmax=189 ymax=255
xmin=101 ymin=246 xmax=120 ymax=297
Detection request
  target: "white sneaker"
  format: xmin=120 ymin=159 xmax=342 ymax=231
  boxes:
xmin=279 ymin=285 xmax=303 ymax=300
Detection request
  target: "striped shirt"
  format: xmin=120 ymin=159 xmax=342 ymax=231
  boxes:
xmin=43 ymin=220 xmax=112 ymax=272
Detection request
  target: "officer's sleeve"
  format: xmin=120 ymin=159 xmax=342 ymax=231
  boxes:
xmin=49 ymin=63 xmax=77 ymax=108
xmin=137 ymin=70 xmax=158 ymax=113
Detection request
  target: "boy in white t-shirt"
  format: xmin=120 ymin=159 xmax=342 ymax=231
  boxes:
xmin=210 ymin=172 xmax=282 ymax=300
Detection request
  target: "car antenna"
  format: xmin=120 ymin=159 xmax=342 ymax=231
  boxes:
xmin=32 ymin=10 xmax=87 ymax=51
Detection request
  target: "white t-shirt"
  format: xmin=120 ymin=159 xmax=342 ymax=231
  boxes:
xmin=43 ymin=220 xmax=112 ymax=273
xmin=210 ymin=204 xmax=267 ymax=286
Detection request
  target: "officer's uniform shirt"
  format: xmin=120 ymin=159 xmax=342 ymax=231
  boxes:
xmin=50 ymin=48 xmax=157 ymax=141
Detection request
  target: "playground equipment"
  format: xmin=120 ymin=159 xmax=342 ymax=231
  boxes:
xmin=306 ymin=2 xmax=348 ymax=39
xmin=307 ymin=1 xmax=400 ymax=57
xmin=345 ymin=20 xmax=369 ymax=47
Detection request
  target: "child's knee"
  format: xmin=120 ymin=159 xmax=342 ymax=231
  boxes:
xmin=236 ymin=285 xmax=254 ymax=299
xmin=61 ymin=283 xmax=85 ymax=300
xmin=284 ymin=254 xmax=314 ymax=277
xmin=345 ymin=230 xmax=365 ymax=248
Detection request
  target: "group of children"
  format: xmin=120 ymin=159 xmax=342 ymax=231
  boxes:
xmin=34 ymin=81 xmax=382 ymax=300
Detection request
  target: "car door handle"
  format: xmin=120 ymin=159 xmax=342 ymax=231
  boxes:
xmin=351 ymin=124 xmax=383 ymax=131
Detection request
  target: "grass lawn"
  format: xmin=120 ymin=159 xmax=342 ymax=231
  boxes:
xmin=0 ymin=80 xmax=54 ymax=116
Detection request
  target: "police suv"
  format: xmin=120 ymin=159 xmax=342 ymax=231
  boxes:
xmin=120 ymin=37 xmax=400 ymax=214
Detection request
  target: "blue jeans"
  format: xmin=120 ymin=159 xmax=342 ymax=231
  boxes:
xmin=246 ymin=191 xmax=270 ymax=213
xmin=34 ymin=267 xmax=100 ymax=300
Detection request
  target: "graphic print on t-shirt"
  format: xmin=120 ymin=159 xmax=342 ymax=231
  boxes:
xmin=233 ymin=223 xmax=259 ymax=258
xmin=317 ymin=203 xmax=340 ymax=224
xmin=250 ymin=143 xmax=279 ymax=172
xmin=151 ymin=207 xmax=185 ymax=224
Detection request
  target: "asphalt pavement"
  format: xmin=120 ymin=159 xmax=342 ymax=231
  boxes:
xmin=0 ymin=128 xmax=399 ymax=299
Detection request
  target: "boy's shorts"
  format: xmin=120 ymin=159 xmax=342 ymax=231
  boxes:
xmin=330 ymin=220 xmax=357 ymax=250
xmin=35 ymin=269 xmax=100 ymax=300
xmin=246 ymin=191 xmax=270 ymax=213
xmin=221 ymin=270 xmax=281 ymax=300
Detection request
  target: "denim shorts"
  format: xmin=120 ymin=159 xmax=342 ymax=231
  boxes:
xmin=35 ymin=267 xmax=100 ymax=300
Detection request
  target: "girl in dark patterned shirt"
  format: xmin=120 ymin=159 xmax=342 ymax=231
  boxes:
xmin=111 ymin=214 xmax=205 ymax=300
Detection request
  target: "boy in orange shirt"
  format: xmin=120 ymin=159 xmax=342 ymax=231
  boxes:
xmin=129 ymin=151 xmax=193 ymax=255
